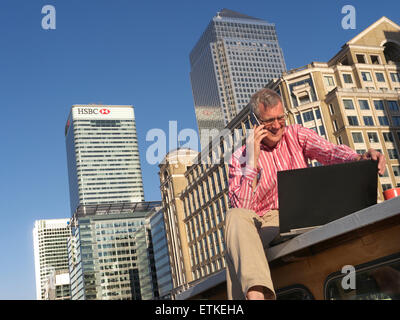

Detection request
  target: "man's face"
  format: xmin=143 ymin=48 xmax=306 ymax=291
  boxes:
xmin=258 ymin=102 xmax=286 ymax=148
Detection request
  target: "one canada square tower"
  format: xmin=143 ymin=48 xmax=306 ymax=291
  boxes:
xmin=189 ymin=8 xmax=287 ymax=138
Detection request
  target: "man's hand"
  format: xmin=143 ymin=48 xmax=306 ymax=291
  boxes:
xmin=247 ymin=125 xmax=269 ymax=169
xmin=358 ymin=148 xmax=386 ymax=175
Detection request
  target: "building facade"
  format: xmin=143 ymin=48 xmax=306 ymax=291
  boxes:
xmin=158 ymin=149 xmax=199 ymax=297
xmin=67 ymin=202 xmax=161 ymax=300
xmin=267 ymin=16 xmax=400 ymax=198
xmin=149 ymin=207 xmax=173 ymax=299
xmin=65 ymin=104 xmax=144 ymax=215
xmin=43 ymin=270 xmax=71 ymax=300
xmin=190 ymin=8 xmax=286 ymax=142
xmin=33 ymin=219 xmax=72 ymax=300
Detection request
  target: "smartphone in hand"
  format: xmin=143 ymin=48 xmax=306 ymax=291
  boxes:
xmin=249 ymin=112 xmax=261 ymax=127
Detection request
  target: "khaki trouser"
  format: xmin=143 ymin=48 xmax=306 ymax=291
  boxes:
xmin=225 ymin=208 xmax=280 ymax=300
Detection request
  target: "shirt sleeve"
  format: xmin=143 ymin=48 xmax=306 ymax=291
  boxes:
xmin=296 ymin=125 xmax=360 ymax=165
xmin=228 ymin=147 xmax=261 ymax=210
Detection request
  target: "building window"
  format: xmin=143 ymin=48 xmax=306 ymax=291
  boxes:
xmin=205 ymin=178 xmax=211 ymax=200
xmin=333 ymin=120 xmax=338 ymax=131
xmin=337 ymin=136 xmax=343 ymax=144
xmin=347 ymin=116 xmax=359 ymax=126
xmin=299 ymin=95 xmax=311 ymax=105
xmin=352 ymin=132 xmax=364 ymax=143
xmin=315 ymin=109 xmax=321 ymax=119
xmin=302 ymin=110 xmax=314 ymax=123
xmin=220 ymin=140 xmax=225 ymax=156
xmin=388 ymin=149 xmax=399 ymax=160
xmin=370 ymin=55 xmax=380 ymax=64
xmin=393 ymin=116 xmax=400 ymax=126
xmin=390 ymin=72 xmax=400 ymax=82
xmin=340 ymin=56 xmax=350 ymax=65
xmin=319 ymin=125 xmax=326 ymax=136
xmin=343 ymin=99 xmax=355 ymax=109
xmin=296 ymin=114 xmax=302 ymax=124
xmin=375 ymin=72 xmax=385 ymax=82
xmin=393 ymin=165 xmax=400 ymax=177
xmin=381 ymin=167 xmax=390 ymax=177
xmin=388 ymin=101 xmax=400 ymax=112
xmin=382 ymin=183 xmax=392 ymax=191
xmin=221 ymin=166 xmax=228 ymax=187
xmin=363 ymin=116 xmax=374 ymax=126
xmin=356 ymin=149 xmax=366 ymax=155
xmin=367 ymin=132 xmax=379 ymax=143
xmin=324 ymin=76 xmax=335 ymax=87
xmin=359 ymin=100 xmax=370 ymax=110
xmin=383 ymin=132 xmax=394 ymax=143
xmin=343 ymin=74 xmax=353 ymax=84
xmin=374 ymin=100 xmax=384 ymax=110
xmin=329 ymin=104 xmax=335 ymax=115
xmin=361 ymin=72 xmax=372 ymax=82
xmin=356 ymin=54 xmax=366 ymax=63
xmin=216 ymin=170 xmax=223 ymax=193
xmin=378 ymin=116 xmax=389 ymax=126
xmin=199 ymin=184 xmax=205 ymax=204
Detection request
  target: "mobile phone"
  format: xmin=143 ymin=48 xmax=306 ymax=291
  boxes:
xmin=249 ymin=112 xmax=261 ymax=127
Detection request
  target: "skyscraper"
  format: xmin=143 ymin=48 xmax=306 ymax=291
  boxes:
xmin=43 ymin=270 xmax=71 ymax=300
xmin=149 ymin=207 xmax=173 ymax=299
xmin=33 ymin=219 xmax=72 ymax=300
xmin=67 ymin=202 xmax=161 ymax=300
xmin=65 ymin=105 xmax=145 ymax=215
xmin=189 ymin=8 xmax=287 ymax=143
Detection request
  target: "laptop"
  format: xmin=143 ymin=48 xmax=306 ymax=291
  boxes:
xmin=271 ymin=159 xmax=378 ymax=244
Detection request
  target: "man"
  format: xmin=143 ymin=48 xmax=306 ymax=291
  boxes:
xmin=225 ymin=88 xmax=386 ymax=300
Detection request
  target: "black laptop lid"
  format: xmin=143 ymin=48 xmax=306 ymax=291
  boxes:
xmin=277 ymin=160 xmax=378 ymax=234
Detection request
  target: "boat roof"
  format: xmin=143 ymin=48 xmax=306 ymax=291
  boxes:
xmin=175 ymin=196 xmax=400 ymax=300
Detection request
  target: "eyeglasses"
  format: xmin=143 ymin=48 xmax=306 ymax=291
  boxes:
xmin=256 ymin=114 xmax=286 ymax=126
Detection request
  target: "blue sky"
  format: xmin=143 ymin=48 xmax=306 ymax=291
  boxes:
xmin=0 ymin=0 xmax=399 ymax=299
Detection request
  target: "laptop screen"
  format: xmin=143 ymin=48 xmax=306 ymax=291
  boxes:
xmin=277 ymin=160 xmax=378 ymax=234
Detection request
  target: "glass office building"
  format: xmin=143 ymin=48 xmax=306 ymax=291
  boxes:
xmin=33 ymin=219 xmax=72 ymax=300
xmin=67 ymin=202 xmax=161 ymax=300
xmin=65 ymin=105 xmax=145 ymax=215
xmin=149 ymin=208 xmax=173 ymax=299
xmin=190 ymin=8 xmax=287 ymax=142
xmin=43 ymin=270 xmax=71 ymax=300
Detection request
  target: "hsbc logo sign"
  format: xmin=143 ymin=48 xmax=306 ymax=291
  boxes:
xmin=77 ymin=108 xmax=111 ymax=115
xmin=99 ymin=109 xmax=110 ymax=114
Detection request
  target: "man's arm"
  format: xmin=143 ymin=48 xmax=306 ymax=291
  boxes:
xmin=228 ymin=125 xmax=268 ymax=210
xmin=228 ymin=149 xmax=260 ymax=210
xmin=296 ymin=125 xmax=386 ymax=175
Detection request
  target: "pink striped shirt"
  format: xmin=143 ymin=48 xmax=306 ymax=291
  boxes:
xmin=228 ymin=124 xmax=360 ymax=217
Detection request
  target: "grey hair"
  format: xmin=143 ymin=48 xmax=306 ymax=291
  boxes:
xmin=249 ymin=88 xmax=282 ymax=117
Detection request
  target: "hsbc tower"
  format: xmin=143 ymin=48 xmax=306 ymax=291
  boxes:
xmin=65 ymin=105 xmax=145 ymax=215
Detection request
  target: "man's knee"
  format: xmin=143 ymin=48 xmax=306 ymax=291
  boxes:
xmin=225 ymin=208 xmax=256 ymax=228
